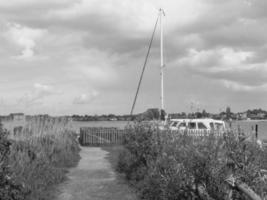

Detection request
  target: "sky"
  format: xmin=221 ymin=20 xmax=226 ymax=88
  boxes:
xmin=0 ymin=0 xmax=267 ymax=115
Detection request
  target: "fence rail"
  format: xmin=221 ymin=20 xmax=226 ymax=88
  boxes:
xmin=79 ymin=127 xmax=125 ymax=146
xmin=79 ymin=127 xmax=243 ymax=146
xmin=170 ymin=129 xmax=224 ymax=137
xmin=79 ymin=127 xmax=226 ymax=146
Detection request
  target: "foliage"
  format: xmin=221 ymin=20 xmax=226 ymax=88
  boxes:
xmin=3 ymin=117 xmax=80 ymax=200
xmin=137 ymin=109 xmax=166 ymax=121
xmin=0 ymin=123 xmax=27 ymax=200
xmin=117 ymin=123 xmax=267 ymax=200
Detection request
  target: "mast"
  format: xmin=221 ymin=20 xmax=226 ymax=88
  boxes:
xmin=129 ymin=9 xmax=165 ymax=119
xmin=159 ymin=8 xmax=165 ymax=117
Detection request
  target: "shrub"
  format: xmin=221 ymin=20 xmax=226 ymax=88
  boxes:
xmin=117 ymin=123 xmax=162 ymax=183
xmin=6 ymin=117 xmax=80 ymax=200
xmin=117 ymin=123 xmax=267 ymax=200
xmin=0 ymin=123 xmax=27 ymax=200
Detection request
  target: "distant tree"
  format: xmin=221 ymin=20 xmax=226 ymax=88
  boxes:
xmin=146 ymin=108 xmax=160 ymax=120
xmin=202 ymin=109 xmax=208 ymax=118
xmin=181 ymin=112 xmax=187 ymax=118
xmin=195 ymin=112 xmax=202 ymax=118
xmin=188 ymin=113 xmax=195 ymax=119
xmin=226 ymin=106 xmax=231 ymax=119
xmin=108 ymin=114 xmax=116 ymax=118
xmin=160 ymin=109 xmax=166 ymax=120
xmin=140 ymin=108 xmax=166 ymax=120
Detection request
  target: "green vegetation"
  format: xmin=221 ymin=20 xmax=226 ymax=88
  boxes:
xmin=72 ymin=114 xmax=133 ymax=121
xmin=72 ymin=108 xmax=166 ymax=121
xmin=117 ymin=123 xmax=267 ymax=200
xmin=0 ymin=124 xmax=27 ymax=200
xmin=1 ymin=117 xmax=80 ymax=200
xmin=168 ymin=108 xmax=267 ymax=120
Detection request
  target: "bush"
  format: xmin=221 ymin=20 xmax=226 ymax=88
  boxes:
xmin=117 ymin=123 xmax=267 ymax=200
xmin=5 ymin=117 xmax=80 ymax=200
xmin=0 ymin=123 xmax=27 ymax=200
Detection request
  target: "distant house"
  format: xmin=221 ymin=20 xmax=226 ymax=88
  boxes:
xmin=257 ymin=113 xmax=265 ymax=119
xmin=109 ymin=117 xmax=118 ymax=121
xmin=249 ymin=114 xmax=258 ymax=120
xmin=9 ymin=113 xmax=25 ymax=121
xmin=240 ymin=112 xmax=248 ymax=119
xmin=239 ymin=112 xmax=247 ymax=120
xmin=0 ymin=115 xmax=12 ymax=121
xmin=36 ymin=114 xmax=49 ymax=119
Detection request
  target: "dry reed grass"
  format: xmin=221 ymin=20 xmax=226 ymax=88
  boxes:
xmin=6 ymin=116 xmax=80 ymax=200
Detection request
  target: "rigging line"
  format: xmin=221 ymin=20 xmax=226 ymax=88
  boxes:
xmin=130 ymin=13 xmax=160 ymax=116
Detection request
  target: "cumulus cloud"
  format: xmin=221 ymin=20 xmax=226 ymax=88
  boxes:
xmin=1 ymin=0 xmax=267 ymax=114
xmin=73 ymin=90 xmax=99 ymax=104
xmin=5 ymin=23 xmax=46 ymax=59
xmin=18 ymin=83 xmax=58 ymax=106
xmin=222 ymin=80 xmax=267 ymax=92
xmin=178 ymin=48 xmax=254 ymax=71
xmin=177 ymin=47 xmax=267 ymax=90
xmin=79 ymin=66 xmax=117 ymax=84
xmin=0 ymin=0 xmax=74 ymax=7
xmin=65 ymin=49 xmax=118 ymax=87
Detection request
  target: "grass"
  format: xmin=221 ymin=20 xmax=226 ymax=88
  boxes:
xmin=117 ymin=122 xmax=267 ymax=200
xmin=102 ymin=145 xmax=124 ymax=170
xmin=1 ymin=116 xmax=80 ymax=200
xmin=101 ymin=145 xmax=139 ymax=200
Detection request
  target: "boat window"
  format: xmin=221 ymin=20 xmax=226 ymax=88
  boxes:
xmin=178 ymin=122 xmax=186 ymax=129
xmin=215 ymin=123 xmax=223 ymax=130
xmin=198 ymin=122 xmax=207 ymax=129
xmin=188 ymin=122 xmax=196 ymax=129
xmin=210 ymin=122 xmax=214 ymax=130
xmin=171 ymin=122 xmax=178 ymax=127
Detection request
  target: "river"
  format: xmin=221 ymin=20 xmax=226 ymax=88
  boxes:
xmin=3 ymin=119 xmax=267 ymax=140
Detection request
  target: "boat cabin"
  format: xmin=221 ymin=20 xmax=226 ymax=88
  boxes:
xmin=169 ymin=118 xmax=225 ymax=131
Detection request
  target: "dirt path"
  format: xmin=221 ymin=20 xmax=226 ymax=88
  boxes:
xmin=56 ymin=147 xmax=137 ymax=200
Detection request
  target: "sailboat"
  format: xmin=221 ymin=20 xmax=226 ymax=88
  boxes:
xmin=129 ymin=10 xmax=226 ymax=132
xmin=130 ymin=9 xmax=166 ymax=122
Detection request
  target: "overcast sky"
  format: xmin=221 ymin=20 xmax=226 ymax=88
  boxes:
xmin=0 ymin=0 xmax=267 ymax=115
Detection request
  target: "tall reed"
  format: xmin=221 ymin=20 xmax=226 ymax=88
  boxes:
xmin=6 ymin=116 xmax=80 ymax=200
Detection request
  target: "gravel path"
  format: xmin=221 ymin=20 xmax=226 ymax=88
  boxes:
xmin=56 ymin=147 xmax=137 ymax=200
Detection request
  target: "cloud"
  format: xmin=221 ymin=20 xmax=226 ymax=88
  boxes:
xmin=178 ymin=48 xmax=254 ymax=71
xmin=5 ymin=23 xmax=46 ymax=59
xmin=0 ymin=0 xmax=205 ymax=57
xmin=73 ymin=90 xmax=99 ymax=104
xmin=1 ymin=0 xmax=267 ymax=114
xmin=176 ymin=47 xmax=267 ymax=89
xmin=222 ymin=80 xmax=267 ymax=92
xmin=18 ymin=83 xmax=58 ymax=106
xmin=65 ymin=49 xmax=118 ymax=87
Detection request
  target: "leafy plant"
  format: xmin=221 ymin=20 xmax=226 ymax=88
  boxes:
xmin=0 ymin=123 xmax=27 ymax=200
xmin=117 ymin=123 xmax=267 ymax=200
xmin=5 ymin=117 xmax=80 ymax=200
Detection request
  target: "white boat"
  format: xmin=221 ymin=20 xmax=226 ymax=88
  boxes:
xmin=167 ymin=118 xmax=226 ymax=132
xmin=130 ymin=10 xmax=227 ymax=134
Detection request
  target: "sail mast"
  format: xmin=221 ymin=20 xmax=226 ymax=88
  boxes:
xmin=160 ymin=9 xmax=165 ymax=114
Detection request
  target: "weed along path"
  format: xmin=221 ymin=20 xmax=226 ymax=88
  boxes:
xmin=55 ymin=146 xmax=137 ymax=200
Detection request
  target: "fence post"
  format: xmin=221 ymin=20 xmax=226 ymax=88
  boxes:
xmin=79 ymin=127 xmax=124 ymax=146
xmin=255 ymin=124 xmax=258 ymax=139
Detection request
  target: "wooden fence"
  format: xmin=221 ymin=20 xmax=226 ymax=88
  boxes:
xmin=79 ymin=127 xmax=125 ymax=146
xmin=79 ymin=127 xmax=226 ymax=146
